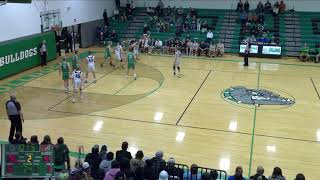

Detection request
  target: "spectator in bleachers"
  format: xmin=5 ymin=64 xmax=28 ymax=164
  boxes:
xmin=295 ymin=173 xmax=305 ymax=180
xmin=264 ymin=0 xmax=272 ymax=13
xmin=143 ymin=24 xmax=150 ymax=34
xmin=100 ymin=152 xmax=114 ymax=173
xmin=103 ymin=9 xmax=109 ymax=26
xmin=240 ymin=11 xmax=248 ymax=25
xmin=159 ymin=170 xmax=169 ymax=180
xmin=120 ymin=157 xmax=136 ymax=179
xmin=165 ymin=157 xmax=184 ymax=179
xmin=210 ymin=170 xmax=218 ymax=180
xmin=193 ymin=41 xmax=200 ymax=56
xmin=54 ymin=137 xmax=70 ymax=171
xmin=178 ymin=6 xmax=184 ymax=17
xmin=198 ymin=41 xmax=209 ymax=56
xmin=187 ymin=40 xmax=194 ymax=56
xmin=130 ymin=150 xmax=145 ymax=172
xmin=11 ymin=132 xmax=26 ymax=144
xmin=206 ymin=30 xmax=213 ymax=43
xmin=201 ymin=21 xmax=209 ymax=33
xmin=236 ymin=0 xmax=244 ymax=12
xmin=28 ymin=135 xmax=39 ymax=145
xmin=104 ymin=160 xmax=120 ymax=180
xmin=111 ymin=29 xmax=118 ymax=43
xmin=151 ymin=150 xmax=166 ymax=175
xmin=114 ymin=8 xmax=120 ymax=20
xmin=154 ymin=39 xmax=163 ymax=53
xmin=183 ymin=164 xmax=201 ymax=180
xmin=279 ymin=1 xmax=286 ymax=14
xmin=202 ymin=172 xmax=211 ymax=180
xmin=41 ymin=135 xmax=53 ymax=145
xmin=116 ymin=141 xmax=133 ymax=161
xmin=268 ymin=167 xmax=285 ymax=180
xmin=85 ymin=145 xmax=103 ymax=179
xmin=99 ymin=145 xmax=108 ymax=159
xmin=144 ymin=159 xmax=157 ymax=180
xmin=209 ymin=43 xmax=216 ymax=57
xmin=273 ymin=1 xmax=279 ymax=16
xmin=256 ymin=1 xmax=264 ymax=13
xmin=244 ymin=0 xmax=250 ymax=13
xmin=81 ymin=162 xmax=95 ymax=180
xmin=299 ymin=43 xmax=310 ymax=62
xmin=216 ymin=40 xmax=224 ymax=57
xmin=228 ymin=166 xmax=246 ymax=180
xmin=197 ymin=19 xmax=201 ymax=31
xmin=250 ymin=166 xmax=268 ymax=180
xmin=114 ymin=171 xmax=127 ymax=180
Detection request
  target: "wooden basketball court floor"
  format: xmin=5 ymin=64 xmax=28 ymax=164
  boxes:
xmin=1 ymin=48 xmax=320 ymax=179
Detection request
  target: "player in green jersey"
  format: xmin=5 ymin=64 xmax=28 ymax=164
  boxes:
xmin=101 ymin=41 xmax=115 ymax=68
xmin=71 ymin=50 xmax=80 ymax=71
xmin=126 ymin=47 xmax=137 ymax=80
xmin=59 ymin=57 xmax=71 ymax=93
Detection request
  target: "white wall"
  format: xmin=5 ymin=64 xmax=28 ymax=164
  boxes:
xmin=0 ymin=0 xmax=116 ymax=42
xmin=129 ymin=0 xmax=320 ymax=12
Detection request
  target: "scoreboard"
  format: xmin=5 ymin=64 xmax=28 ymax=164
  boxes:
xmin=1 ymin=144 xmax=54 ymax=178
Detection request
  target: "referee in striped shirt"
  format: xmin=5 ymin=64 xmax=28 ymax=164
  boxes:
xmin=6 ymin=93 xmax=24 ymax=142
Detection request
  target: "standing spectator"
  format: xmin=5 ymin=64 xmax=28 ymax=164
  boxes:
xmin=28 ymin=135 xmax=39 ymax=145
xmin=256 ymin=1 xmax=264 ymax=13
xmin=151 ymin=151 xmax=166 ymax=175
xmin=295 ymin=173 xmax=305 ymax=180
xmin=264 ymin=0 xmax=272 ymax=13
xmin=116 ymin=141 xmax=132 ymax=161
xmin=115 ymin=0 xmax=120 ymax=9
xmin=236 ymin=0 xmax=244 ymax=12
xmin=250 ymin=166 xmax=268 ymax=180
xmin=119 ymin=157 xmax=136 ymax=179
xmin=228 ymin=166 xmax=246 ymax=180
xmin=41 ymin=135 xmax=53 ymax=145
xmin=144 ymin=159 xmax=156 ymax=180
xmin=40 ymin=40 xmax=47 ymax=66
xmin=268 ymin=167 xmax=285 ymax=180
xmin=99 ymin=145 xmax=108 ymax=159
xmin=130 ymin=150 xmax=145 ymax=172
xmin=103 ymin=9 xmax=109 ymax=26
xmin=85 ymin=145 xmax=102 ymax=179
xmin=104 ymin=160 xmax=121 ymax=180
xmin=244 ymin=0 xmax=250 ymax=13
xmin=10 ymin=132 xmax=26 ymax=144
xmin=165 ymin=157 xmax=184 ymax=179
xmin=183 ymin=164 xmax=201 ymax=180
xmin=54 ymin=137 xmax=70 ymax=171
xmin=6 ymin=92 xmax=24 ymax=143
xmin=279 ymin=1 xmax=286 ymax=14
xmin=100 ymin=152 xmax=114 ymax=173
xmin=206 ymin=30 xmax=213 ymax=43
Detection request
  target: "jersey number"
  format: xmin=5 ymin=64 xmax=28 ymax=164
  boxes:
xmin=75 ymin=73 xmax=81 ymax=78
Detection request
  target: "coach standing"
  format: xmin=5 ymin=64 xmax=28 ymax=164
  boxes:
xmin=40 ymin=40 xmax=47 ymax=66
xmin=244 ymin=42 xmax=251 ymax=66
xmin=6 ymin=93 xmax=24 ymax=143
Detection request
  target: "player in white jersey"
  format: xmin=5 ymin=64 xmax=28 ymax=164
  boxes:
xmin=85 ymin=51 xmax=96 ymax=83
xmin=71 ymin=66 xmax=84 ymax=103
xmin=173 ymin=48 xmax=182 ymax=77
xmin=133 ymin=41 xmax=139 ymax=60
xmin=115 ymin=43 xmax=125 ymax=69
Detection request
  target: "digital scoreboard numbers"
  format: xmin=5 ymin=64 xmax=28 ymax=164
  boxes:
xmin=1 ymin=144 xmax=54 ymax=178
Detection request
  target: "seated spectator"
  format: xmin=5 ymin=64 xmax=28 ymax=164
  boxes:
xmin=159 ymin=170 xmax=169 ymax=180
xmin=114 ymin=8 xmax=120 ymax=19
xmin=143 ymin=24 xmax=150 ymax=34
xmin=111 ymin=29 xmax=118 ymax=43
xmin=104 ymin=160 xmax=121 ymax=180
xmin=130 ymin=150 xmax=145 ymax=172
xmin=119 ymin=157 xmax=136 ymax=179
xmin=193 ymin=41 xmax=199 ymax=56
xmin=273 ymin=2 xmax=279 ymax=16
xmin=99 ymin=145 xmax=108 ymax=159
xmin=228 ymin=166 xmax=246 ymax=180
xmin=299 ymin=43 xmax=310 ymax=62
xmin=236 ymin=0 xmax=244 ymax=12
xmin=28 ymin=135 xmax=39 ymax=145
xmin=85 ymin=145 xmax=102 ymax=179
xmin=197 ymin=19 xmax=201 ymax=31
xmin=295 ymin=173 xmax=305 ymax=180
xmin=198 ymin=41 xmax=209 ymax=56
xmin=151 ymin=150 xmax=166 ymax=175
xmin=244 ymin=0 xmax=250 ymax=13
xmin=100 ymin=152 xmax=114 ymax=173
xmin=10 ymin=132 xmax=26 ymax=144
xmin=279 ymin=1 xmax=286 ymax=14
xmin=250 ymin=166 xmax=268 ymax=180
xmin=41 ymin=135 xmax=53 ymax=145
xmin=154 ymin=39 xmax=163 ymax=53
xmin=116 ymin=141 xmax=132 ymax=161
xmin=201 ymin=21 xmax=208 ymax=33
xmin=206 ymin=30 xmax=213 ymax=43
xmin=209 ymin=43 xmax=216 ymax=57
xmin=256 ymin=1 xmax=264 ymax=13
xmin=144 ymin=159 xmax=156 ymax=180
xmin=216 ymin=40 xmax=224 ymax=57
xmin=269 ymin=167 xmax=285 ymax=180
xmin=165 ymin=157 xmax=183 ymax=179
xmin=54 ymin=137 xmax=70 ymax=171
xmin=264 ymin=0 xmax=272 ymax=13
xmin=81 ymin=162 xmax=95 ymax=180
xmin=315 ymin=46 xmax=320 ymax=63
xmin=177 ymin=6 xmax=184 ymax=16
xmin=183 ymin=164 xmax=201 ymax=180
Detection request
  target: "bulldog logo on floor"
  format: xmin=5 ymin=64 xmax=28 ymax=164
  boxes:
xmin=222 ymin=86 xmax=295 ymax=107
